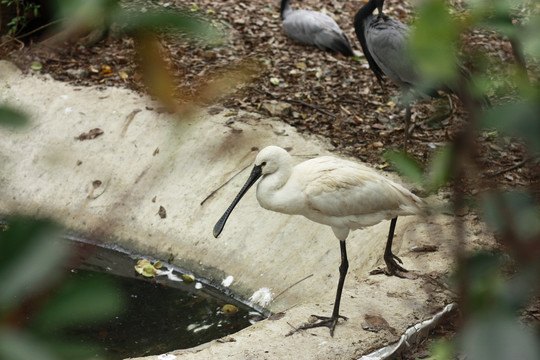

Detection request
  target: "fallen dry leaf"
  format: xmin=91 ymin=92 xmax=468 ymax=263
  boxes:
xmin=75 ymin=128 xmax=104 ymax=141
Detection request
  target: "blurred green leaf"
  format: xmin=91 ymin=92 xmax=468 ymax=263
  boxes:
xmin=522 ymin=14 xmax=540 ymax=58
xmin=426 ymin=339 xmax=454 ymax=360
xmin=0 ymin=218 xmax=67 ymax=312
xmin=54 ymin=0 xmax=220 ymax=42
xmin=481 ymin=191 xmax=540 ymax=241
xmin=0 ymin=106 xmax=29 ymax=128
xmin=116 ymin=9 xmax=219 ymax=42
xmin=0 ymin=326 xmax=57 ymax=360
xmin=409 ymin=0 xmax=460 ymax=87
xmin=37 ymin=337 xmax=103 ymax=360
xmin=462 ymin=253 xmax=505 ymax=314
xmin=461 ymin=315 xmax=540 ymax=360
xmin=54 ymin=0 xmax=118 ymax=25
xmin=32 ymin=275 xmax=123 ymax=331
xmin=480 ymin=101 xmax=540 ymax=154
xmin=425 ymin=145 xmax=454 ymax=192
xmin=30 ymin=62 xmax=43 ymax=71
xmin=384 ymin=150 xmax=424 ymax=184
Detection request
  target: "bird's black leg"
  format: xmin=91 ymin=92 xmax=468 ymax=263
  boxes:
xmin=384 ymin=217 xmax=408 ymax=276
xmin=288 ymin=241 xmax=349 ymax=337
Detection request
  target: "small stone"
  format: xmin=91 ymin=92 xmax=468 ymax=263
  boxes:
xmin=262 ymin=101 xmax=291 ymax=117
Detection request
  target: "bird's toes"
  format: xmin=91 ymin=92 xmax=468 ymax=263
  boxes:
xmin=369 ymin=267 xmax=386 ymax=276
xmin=384 ymin=255 xmax=409 ymax=277
xmin=286 ymin=314 xmax=346 ymax=337
xmin=392 ymin=253 xmax=404 ymax=264
xmin=311 ymin=314 xmax=348 ymax=322
xmin=384 ymin=267 xmax=407 ymax=278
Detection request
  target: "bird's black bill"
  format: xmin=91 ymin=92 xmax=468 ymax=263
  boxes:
xmin=213 ymin=165 xmax=263 ymax=238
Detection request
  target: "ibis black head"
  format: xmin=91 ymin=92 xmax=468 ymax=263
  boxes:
xmin=375 ymin=0 xmax=386 ymax=18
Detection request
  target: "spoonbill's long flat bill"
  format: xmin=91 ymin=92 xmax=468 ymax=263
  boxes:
xmin=213 ymin=145 xmax=424 ymax=336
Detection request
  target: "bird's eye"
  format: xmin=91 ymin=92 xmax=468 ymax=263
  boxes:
xmin=261 ymin=162 xmax=267 ymax=167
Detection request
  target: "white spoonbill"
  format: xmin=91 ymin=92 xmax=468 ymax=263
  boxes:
xmin=213 ymin=146 xmax=424 ymax=336
xmin=281 ymin=0 xmax=354 ymax=57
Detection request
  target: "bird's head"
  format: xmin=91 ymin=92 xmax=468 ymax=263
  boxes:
xmin=374 ymin=0 xmax=386 ymax=18
xmin=254 ymin=145 xmax=289 ymax=176
xmin=213 ymin=146 xmax=291 ymax=238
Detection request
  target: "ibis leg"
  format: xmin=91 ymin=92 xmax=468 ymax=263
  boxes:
xmin=383 ymin=217 xmax=408 ymax=275
xmin=288 ymin=241 xmax=349 ymax=337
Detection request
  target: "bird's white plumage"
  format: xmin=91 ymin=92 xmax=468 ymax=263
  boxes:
xmin=253 ymin=146 xmax=423 ymax=240
xmin=213 ymin=145 xmax=422 ymax=334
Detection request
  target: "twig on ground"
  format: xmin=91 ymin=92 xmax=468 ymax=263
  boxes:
xmin=273 ymin=274 xmax=314 ymax=301
xmin=200 ymin=164 xmax=251 ymax=206
xmin=486 ymin=157 xmax=533 ymax=178
xmin=287 ymin=99 xmax=336 ymax=118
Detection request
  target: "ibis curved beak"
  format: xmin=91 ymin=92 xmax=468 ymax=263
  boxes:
xmin=213 ymin=164 xmax=263 ymax=238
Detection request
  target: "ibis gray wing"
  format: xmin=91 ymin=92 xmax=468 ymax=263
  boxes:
xmin=283 ymin=10 xmax=352 ymax=55
xmin=366 ymin=18 xmax=418 ymax=88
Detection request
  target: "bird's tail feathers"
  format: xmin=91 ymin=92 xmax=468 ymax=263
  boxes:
xmin=328 ymin=35 xmax=354 ymax=57
xmin=395 ymin=186 xmax=434 ymax=218
xmin=401 ymin=193 xmax=448 ymax=218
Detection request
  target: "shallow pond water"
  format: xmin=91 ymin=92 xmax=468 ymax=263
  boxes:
xmin=58 ymin=237 xmax=265 ymax=359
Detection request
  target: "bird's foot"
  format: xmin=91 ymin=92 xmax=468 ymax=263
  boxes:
xmin=384 ymin=252 xmax=408 ymax=277
xmin=286 ymin=314 xmax=347 ymax=337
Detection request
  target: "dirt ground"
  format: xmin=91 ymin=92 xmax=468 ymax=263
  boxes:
xmin=3 ymin=0 xmax=538 ymax=191
xmin=1 ymin=0 xmax=539 ymax=358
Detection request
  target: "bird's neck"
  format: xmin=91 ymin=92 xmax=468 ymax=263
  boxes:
xmin=256 ymin=163 xmax=293 ymax=211
xmin=280 ymin=0 xmax=292 ymax=20
xmin=354 ymin=0 xmax=377 ymax=31
xmin=353 ymin=0 xmax=377 ymax=57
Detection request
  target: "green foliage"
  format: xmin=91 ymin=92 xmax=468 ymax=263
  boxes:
xmin=424 ymin=146 xmax=454 ymax=193
xmin=384 ymin=150 xmax=424 ymax=184
xmin=31 ymin=276 xmax=123 ymax=332
xmin=384 ymin=145 xmax=454 ymax=193
xmin=481 ymin=191 xmax=540 ymax=241
xmin=0 ymin=106 xmax=29 ymax=128
xmin=460 ymin=315 xmax=540 ymax=360
xmin=1 ymin=0 xmax=41 ymax=35
xmin=409 ymin=0 xmax=461 ymax=88
xmin=53 ymin=0 xmax=219 ymax=41
xmin=456 ymin=253 xmax=540 ymax=360
xmin=0 ymin=327 xmax=57 ymax=360
xmin=0 ymin=217 xmax=123 ymax=360
xmin=0 ymin=218 xmax=67 ymax=312
xmin=480 ymin=99 xmax=540 ymax=155
xmin=406 ymin=1 xmax=540 ymax=358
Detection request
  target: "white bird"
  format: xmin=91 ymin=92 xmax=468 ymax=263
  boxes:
xmin=281 ymin=0 xmax=354 ymax=57
xmin=213 ymin=146 xmax=424 ymax=336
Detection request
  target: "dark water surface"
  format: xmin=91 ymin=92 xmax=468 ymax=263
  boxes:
xmin=61 ymin=239 xmax=264 ymax=359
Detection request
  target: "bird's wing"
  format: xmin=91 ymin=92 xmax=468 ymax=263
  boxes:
xmin=355 ymin=14 xmax=385 ymax=84
xmin=366 ymin=17 xmax=418 ymax=88
xmin=313 ymin=27 xmax=354 ymax=56
xmin=298 ymin=157 xmax=420 ymax=218
xmin=283 ymin=10 xmax=346 ymax=48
